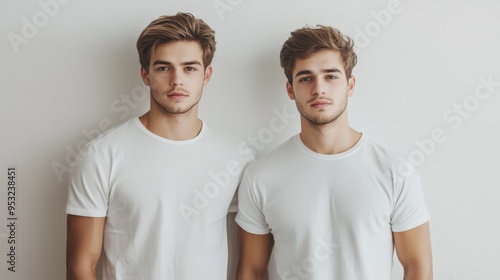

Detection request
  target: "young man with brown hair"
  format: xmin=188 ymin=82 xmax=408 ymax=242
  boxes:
xmin=236 ymin=25 xmax=432 ymax=279
xmin=66 ymin=13 xmax=253 ymax=280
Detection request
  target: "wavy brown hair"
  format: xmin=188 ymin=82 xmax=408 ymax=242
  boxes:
xmin=137 ymin=12 xmax=216 ymax=72
xmin=280 ymin=25 xmax=357 ymax=83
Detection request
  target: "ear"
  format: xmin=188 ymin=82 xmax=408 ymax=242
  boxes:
xmin=286 ymin=81 xmax=295 ymax=100
xmin=203 ymin=65 xmax=213 ymax=86
xmin=347 ymin=75 xmax=356 ymax=97
xmin=141 ymin=66 xmax=151 ymax=86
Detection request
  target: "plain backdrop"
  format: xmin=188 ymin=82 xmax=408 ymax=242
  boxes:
xmin=1 ymin=0 xmax=499 ymax=279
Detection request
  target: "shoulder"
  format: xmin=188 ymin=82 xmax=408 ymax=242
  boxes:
xmin=361 ymin=135 xmax=417 ymax=179
xmin=87 ymin=118 xmax=136 ymax=147
xmin=202 ymin=122 xmax=256 ymax=162
xmin=77 ymin=118 xmax=137 ymax=160
xmin=203 ymin=122 xmax=245 ymax=145
xmin=244 ymin=135 xmax=297 ymax=177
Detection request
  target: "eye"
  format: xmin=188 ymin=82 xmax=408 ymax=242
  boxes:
xmin=326 ymin=75 xmax=337 ymax=80
xmin=156 ymin=66 xmax=169 ymax=72
xmin=298 ymin=76 xmax=312 ymax=83
xmin=185 ymin=66 xmax=197 ymax=72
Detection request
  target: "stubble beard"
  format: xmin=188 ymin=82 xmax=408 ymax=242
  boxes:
xmin=298 ymin=96 xmax=348 ymax=126
xmin=150 ymin=88 xmax=201 ymax=115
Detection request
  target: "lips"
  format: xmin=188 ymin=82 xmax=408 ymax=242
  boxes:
xmin=310 ymin=100 xmax=332 ymax=108
xmin=167 ymin=91 xmax=188 ymax=100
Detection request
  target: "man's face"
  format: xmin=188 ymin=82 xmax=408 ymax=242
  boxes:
xmin=287 ymin=49 xmax=355 ymax=126
xmin=141 ymin=41 xmax=212 ymax=116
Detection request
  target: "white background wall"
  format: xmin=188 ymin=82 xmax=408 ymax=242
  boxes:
xmin=1 ymin=0 xmax=499 ymax=279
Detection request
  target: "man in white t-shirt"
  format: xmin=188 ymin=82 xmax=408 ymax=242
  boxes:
xmin=236 ymin=25 xmax=432 ymax=279
xmin=66 ymin=13 xmax=253 ymax=280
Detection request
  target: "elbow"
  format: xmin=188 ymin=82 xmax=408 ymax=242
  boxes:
xmin=237 ymin=266 xmax=269 ymax=280
xmin=237 ymin=273 xmax=269 ymax=280
xmin=66 ymin=258 xmax=98 ymax=280
xmin=402 ymin=262 xmax=433 ymax=280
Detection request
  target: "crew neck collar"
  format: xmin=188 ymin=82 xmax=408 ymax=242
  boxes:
xmin=133 ymin=117 xmax=206 ymax=145
xmin=293 ymin=133 xmax=366 ymax=160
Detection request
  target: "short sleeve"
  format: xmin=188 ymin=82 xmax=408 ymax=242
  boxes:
xmin=65 ymin=143 xmax=109 ymax=217
xmin=235 ymin=170 xmax=271 ymax=235
xmin=390 ymin=168 xmax=430 ymax=232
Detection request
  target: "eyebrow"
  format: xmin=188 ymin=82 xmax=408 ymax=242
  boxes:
xmin=294 ymin=68 xmax=343 ymax=78
xmin=152 ymin=60 xmax=202 ymax=66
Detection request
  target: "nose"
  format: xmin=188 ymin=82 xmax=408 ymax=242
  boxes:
xmin=312 ymin=79 xmax=325 ymax=96
xmin=170 ymin=69 xmax=183 ymax=87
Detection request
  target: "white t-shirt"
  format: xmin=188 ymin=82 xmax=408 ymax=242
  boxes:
xmin=236 ymin=134 xmax=430 ymax=280
xmin=66 ymin=118 xmax=254 ymax=280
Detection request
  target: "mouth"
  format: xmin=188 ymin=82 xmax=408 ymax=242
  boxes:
xmin=310 ymin=100 xmax=332 ymax=109
xmin=167 ymin=91 xmax=188 ymax=100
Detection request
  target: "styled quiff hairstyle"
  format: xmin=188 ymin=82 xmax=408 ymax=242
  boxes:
xmin=280 ymin=25 xmax=357 ymax=83
xmin=137 ymin=12 xmax=216 ymax=72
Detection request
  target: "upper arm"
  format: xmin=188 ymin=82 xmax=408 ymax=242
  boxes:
xmin=66 ymin=214 xmax=106 ymax=279
xmin=393 ymin=222 xmax=433 ymax=279
xmin=237 ymin=227 xmax=274 ymax=280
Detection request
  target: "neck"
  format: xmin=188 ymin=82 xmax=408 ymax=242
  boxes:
xmin=139 ymin=109 xmax=202 ymax=141
xmin=299 ymin=113 xmax=361 ymax=155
